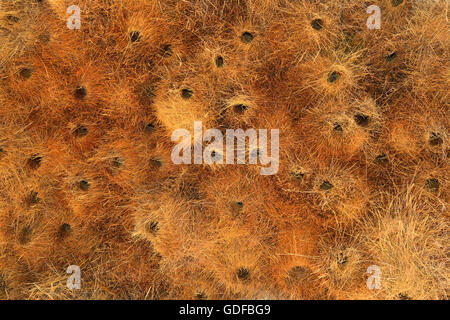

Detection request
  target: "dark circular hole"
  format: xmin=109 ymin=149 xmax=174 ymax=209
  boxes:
xmin=233 ymin=104 xmax=248 ymax=114
xmin=391 ymin=0 xmax=404 ymax=7
xmin=27 ymin=154 xmax=43 ymax=170
xmin=29 ymin=191 xmax=40 ymax=205
xmin=129 ymin=30 xmax=141 ymax=43
xmin=429 ymin=132 xmax=443 ymax=146
xmin=425 ymin=178 xmax=439 ymax=193
xmin=74 ymin=86 xmax=87 ymax=100
xmin=112 ymin=157 xmax=124 ymax=168
xmin=230 ymin=201 xmax=244 ymax=216
xmin=333 ymin=123 xmax=343 ymax=133
xmin=320 ymin=180 xmax=333 ymax=191
xmin=328 ymin=71 xmax=341 ymax=83
xmin=311 ymin=19 xmax=324 ymax=30
xmin=386 ymin=52 xmax=397 ymax=62
xmin=337 ymin=252 xmax=348 ymax=265
xmin=290 ymin=170 xmax=305 ymax=181
xmin=161 ymin=44 xmax=173 ymax=57
xmin=211 ymin=150 xmax=217 ymax=158
xmin=144 ymin=123 xmax=156 ymax=134
xmin=374 ymin=153 xmax=388 ymax=164
xmin=195 ymin=291 xmax=207 ymax=300
xmin=146 ymin=221 xmax=159 ymax=234
xmin=6 ymin=15 xmax=20 ymax=23
xmin=19 ymin=68 xmax=33 ymax=79
xmin=354 ymin=113 xmax=370 ymax=127
xmin=398 ymin=293 xmax=412 ymax=300
xmin=181 ymin=88 xmax=193 ymax=99
xmin=73 ymin=125 xmax=88 ymax=137
xmin=241 ymin=32 xmax=254 ymax=44
xmin=59 ymin=223 xmax=72 ymax=237
xmin=19 ymin=226 xmax=33 ymax=245
xmin=150 ymin=158 xmax=163 ymax=169
xmin=215 ymin=56 xmax=224 ymax=68
xmin=237 ymin=267 xmax=250 ymax=281
xmin=79 ymin=180 xmax=90 ymax=191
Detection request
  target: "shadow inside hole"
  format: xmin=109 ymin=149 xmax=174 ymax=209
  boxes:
xmin=374 ymin=153 xmax=388 ymax=164
xmin=333 ymin=123 xmax=343 ymax=133
xmin=215 ymin=56 xmax=224 ymax=68
xmin=290 ymin=170 xmax=305 ymax=181
xmin=425 ymin=178 xmax=439 ymax=193
xmin=327 ymin=71 xmax=341 ymax=83
xmin=129 ymin=30 xmax=141 ymax=43
xmin=160 ymin=44 xmax=173 ymax=57
xmin=354 ymin=113 xmax=369 ymax=127
xmin=195 ymin=291 xmax=207 ymax=300
xmin=233 ymin=104 xmax=248 ymax=114
xmin=73 ymin=125 xmax=88 ymax=137
xmin=6 ymin=15 xmax=20 ymax=23
xmin=429 ymin=132 xmax=443 ymax=146
xmin=58 ymin=223 xmax=72 ymax=238
xmin=150 ymin=158 xmax=163 ymax=169
xmin=250 ymin=148 xmax=261 ymax=158
xmin=112 ymin=157 xmax=124 ymax=168
xmin=398 ymin=293 xmax=412 ymax=300
xmin=19 ymin=68 xmax=33 ymax=79
xmin=144 ymin=122 xmax=156 ymax=134
xmin=181 ymin=88 xmax=193 ymax=99
xmin=27 ymin=155 xmax=43 ymax=170
xmin=29 ymin=191 xmax=40 ymax=205
xmin=146 ymin=221 xmax=159 ymax=234
xmin=236 ymin=267 xmax=250 ymax=281
xmin=311 ymin=19 xmax=324 ymax=30
xmin=241 ymin=32 xmax=254 ymax=44
xmin=79 ymin=179 xmax=90 ymax=191
xmin=320 ymin=180 xmax=333 ymax=191
xmin=386 ymin=52 xmax=397 ymax=62
xmin=337 ymin=252 xmax=348 ymax=265
xmin=230 ymin=201 xmax=244 ymax=216
xmin=74 ymin=86 xmax=87 ymax=100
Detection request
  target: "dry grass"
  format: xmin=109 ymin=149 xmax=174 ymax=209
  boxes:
xmin=0 ymin=0 xmax=448 ymax=300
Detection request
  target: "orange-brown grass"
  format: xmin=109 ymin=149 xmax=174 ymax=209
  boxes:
xmin=311 ymin=228 xmax=368 ymax=299
xmin=355 ymin=188 xmax=449 ymax=300
xmin=300 ymin=97 xmax=382 ymax=163
xmin=309 ymin=162 xmax=371 ymax=227
xmin=268 ymin=1 xmax=341 ymax=61
xmin=270 ymin=223 xmax=324 ymax=299
xmin=384 ymin=98 xmax=448 ymax=162
xmin=0 ymin=0 xmax=448 ymax=301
